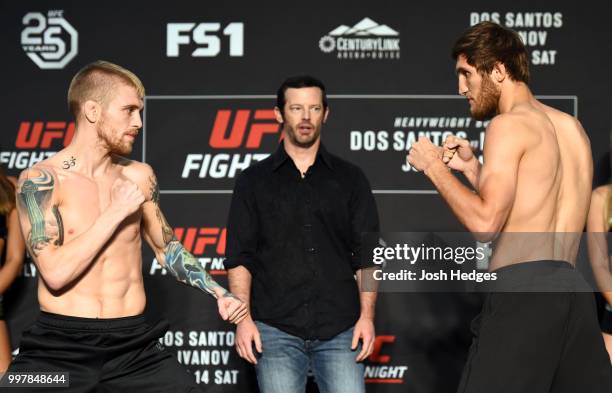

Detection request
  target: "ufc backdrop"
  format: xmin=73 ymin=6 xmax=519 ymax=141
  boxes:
xmin=1 ymin=0 xmax=611 ymax=392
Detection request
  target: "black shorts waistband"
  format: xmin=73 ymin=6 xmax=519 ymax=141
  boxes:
xmin=492 ymin=260 xmax=574 ymax=274
xmin=37 ymin=311 xmax=146 ymax=331
xmin=486 ymin=260 xmax=590 ymax=292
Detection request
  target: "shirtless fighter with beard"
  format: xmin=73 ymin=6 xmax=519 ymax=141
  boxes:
xmin=5 ymin=61 xmax=247 ymax=392
xmin=408 ymin=22 xmax=612 ymax=393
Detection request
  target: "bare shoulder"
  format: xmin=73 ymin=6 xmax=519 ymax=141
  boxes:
xmin=538 ymin=102 xmax=587 ymax=136
xmin=112 ymin=155 xmax=157 ymax=201
xmin=486 ymin=112 xmax=530 ymax=141
xmin=17 ymin=163 xmax=59 ymax=190
xmin=591 ymin=185 xmax=611 ymax=205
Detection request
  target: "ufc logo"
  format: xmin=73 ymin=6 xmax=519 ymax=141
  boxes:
xmin=174 ymin=227 xmax=226 ymax=256
xmin=166 ymin=22 xmax=244 ymax=57
xmin=369 ymin=336 xmax=395 ymax=363
xmin=209 ymin=110 xmax=281 ymax=149
xmin=15 ymin=121 xmax=75 ymax=148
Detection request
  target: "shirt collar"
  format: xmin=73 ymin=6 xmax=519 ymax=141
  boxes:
xmin=271 ymin=140 xmax=334 ymax=172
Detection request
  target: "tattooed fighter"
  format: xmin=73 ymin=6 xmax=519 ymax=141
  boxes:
xmin=6 ymin=61 xmax=247 ymax=392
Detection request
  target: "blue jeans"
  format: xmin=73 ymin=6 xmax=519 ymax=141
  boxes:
xmin=254 ymin=321 xmax=365 ymax=393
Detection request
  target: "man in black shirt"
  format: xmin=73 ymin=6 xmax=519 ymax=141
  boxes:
xmin=224 ymin=75 xmax=379 ymax=393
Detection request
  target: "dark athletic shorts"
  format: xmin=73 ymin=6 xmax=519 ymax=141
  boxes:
xmin=457 ymin=260 xmax=612 ymax=393
xmin=5 ymin=312 xmax=201 ymax=392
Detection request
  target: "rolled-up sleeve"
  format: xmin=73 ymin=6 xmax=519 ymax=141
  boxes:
xmin=223 ymin=172 xmax=259 ymax=275
xmin=349 ymin=168 xmax=380 ymax=271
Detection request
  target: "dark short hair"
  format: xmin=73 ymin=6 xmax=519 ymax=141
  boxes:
xmin=451 ymin=21 xmax=529 ymax=84
xmin=276 ymin=75 xmax=328 ymax=114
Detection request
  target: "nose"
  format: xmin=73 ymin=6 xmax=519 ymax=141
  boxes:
xmin=458 ymin=76 xmax=468 ymax=97
xmin=302 ymin=109 xmax=310 ymax=120
xmin=133 ymin=112 xmax=143 ymax=129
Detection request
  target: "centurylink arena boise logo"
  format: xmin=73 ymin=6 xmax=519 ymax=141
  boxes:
xmin=319 ymin=17 xmax=400 ymax=60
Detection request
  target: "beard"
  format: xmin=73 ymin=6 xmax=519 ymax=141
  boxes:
xmin=97 ymin=117 xmax=133 ymax=155
xmin=471 ymin=75 xmax=501 ymax=121
xmin=284 ymin=122 xmax=321 ymax=149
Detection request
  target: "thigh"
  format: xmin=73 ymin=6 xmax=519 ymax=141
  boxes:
xmin=100 ymin=333 xmax=200 ymax=393
xmin=310 ymin=327 xmax=365 ymax=393
xmin=7 ymin=326 xmax=100 ymax=393
xmin=458 ymin=293 xmax=566 ymax=393
xmin=550 ymin=293 xmax=612 ymax=393
xmin=0 ymin=321 xmax=12 ymax=372
xmin=254 ymin=321 xmax=308 ymax=393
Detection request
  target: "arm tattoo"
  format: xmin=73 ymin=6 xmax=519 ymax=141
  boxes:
xmin=163 ymin=240 xmax=226 ymax=298
xmin=149 ymin=175 xmax=226 ymax=298
xmin=18 ymin=169 xmax=64 ymax=256
xmin=150 ymin=175 xmax=174 ymax=244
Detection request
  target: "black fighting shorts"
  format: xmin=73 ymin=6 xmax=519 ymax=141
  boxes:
xmin=5 ymin=312 xmax=200 ymax=392
xmin=457 ymin=260 xmax=612 ymax=393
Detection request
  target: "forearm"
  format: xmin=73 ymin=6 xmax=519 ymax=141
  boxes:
xmin=227 ymin=266 xmax=252 ymax=306
xmin=587 ymin=232 xmax=612 ymax=295
xmin=357 ymin=268 xmax=377 ymax=320
xmin=425 ymin=160 xmax=493 ymax=235
xmin=160 ymin=238 xmax=228 ymax=299
xmin=36 ymin=208 xmax=124 ymax=290
xmin=0 ymin=260 xmax=22 ymax=294
xmin=462 ymin=158 xmax=482 ymax=190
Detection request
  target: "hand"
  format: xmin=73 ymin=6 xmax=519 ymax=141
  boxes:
xmin=235 ymin=317 xmax=262 ymax=364
xmin=351 ymin=317 xmax=375 ymax=362
xmin=217 ymin=292 xmax=248 ymax=324
xmin=442 ymin=135 xmax=477 ymax=172
xmin=110 ymin=178 xmax=145 ymax=218
xmin=407 ymin=136 xmax=443 ymax=172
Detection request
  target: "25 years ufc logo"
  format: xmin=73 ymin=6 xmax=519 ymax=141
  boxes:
xmin=210 ymin=109 xmax=280 ymax=149
xmin=166 ymin=22 xmax=244 ymax=57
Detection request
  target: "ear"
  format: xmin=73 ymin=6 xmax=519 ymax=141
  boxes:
xmin=491 ymin=62 xmax=507 ymax=83
xmin=273 ymin=106 xmax=284 ymax=124
xmin=323 ymin=107 xmax=330 ymax=123
xmin=82 ymin=100 xmax=101 ymax=123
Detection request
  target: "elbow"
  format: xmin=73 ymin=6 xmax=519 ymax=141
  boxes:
xmin=40 ymin=271 xmax=69 ymax=292
xmin=36 ymin=258 xmax=70 ymax=292
xmin=469 ymin=216 xmax=502 ymax=242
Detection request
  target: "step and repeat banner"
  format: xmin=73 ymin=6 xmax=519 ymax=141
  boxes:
xmin=1 ymin=1 xmax=610 ymax=392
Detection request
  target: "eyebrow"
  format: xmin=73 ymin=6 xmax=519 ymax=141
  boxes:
xmin=122 ymin=104 xmax=143 ymax=110
xmin=455 ymin=66 xmax=470 ymax=75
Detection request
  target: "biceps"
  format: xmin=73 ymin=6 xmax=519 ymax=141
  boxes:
xmin=17 ymin=190 xmax=62 ymax=257
xmin=142 ymin=201 xmax=175 ymax=252
xmin=479 ymin=165 xmax=518 ymax=223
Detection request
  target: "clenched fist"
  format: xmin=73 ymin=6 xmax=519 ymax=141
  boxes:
xmin=110 ymin=178 xmax=145 ymax=218
xmin=442 ymin=135 xmax=478 ymax=173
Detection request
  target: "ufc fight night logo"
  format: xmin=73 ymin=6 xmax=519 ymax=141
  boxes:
xmin=150 ymin=227 xmax=227 ymax=276
xmin=166 ymin=23 xmax=244 ymax=57
xmin=365 ymin=335 xmax=409 ymax=384
xmin=21 ymin=11 xmax=78 ymax=69
xmin=0 ymin=121 xmax=74 ymax=170
xmin=182 ymin=109 xmax=281 ymax=178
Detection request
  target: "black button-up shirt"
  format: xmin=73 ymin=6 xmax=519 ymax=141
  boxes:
xmin=224 ymin=142 xmax=379 ymax=340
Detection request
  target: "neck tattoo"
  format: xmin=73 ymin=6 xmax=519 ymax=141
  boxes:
xmin=62 ymin=156 xmax=77 ymax=170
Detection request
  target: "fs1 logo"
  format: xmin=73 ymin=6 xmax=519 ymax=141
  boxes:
xmin=182 ymin=109 xmax=281 ymax=178
xmin=150 ymin=227 xmax=228 ymax=276
xmin=365 ymin=335 xmax=408 ymax=384
xmin=0 ymin=121 xmax=75 ymax=170
xmin=166 ymin=23 xmax=244 ymax=57
xmin=21 ymin=10 xmax=78 ymax=69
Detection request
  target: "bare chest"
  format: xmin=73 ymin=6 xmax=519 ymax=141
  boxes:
xmin=56 ymin=174 xmax=141 ymax=244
